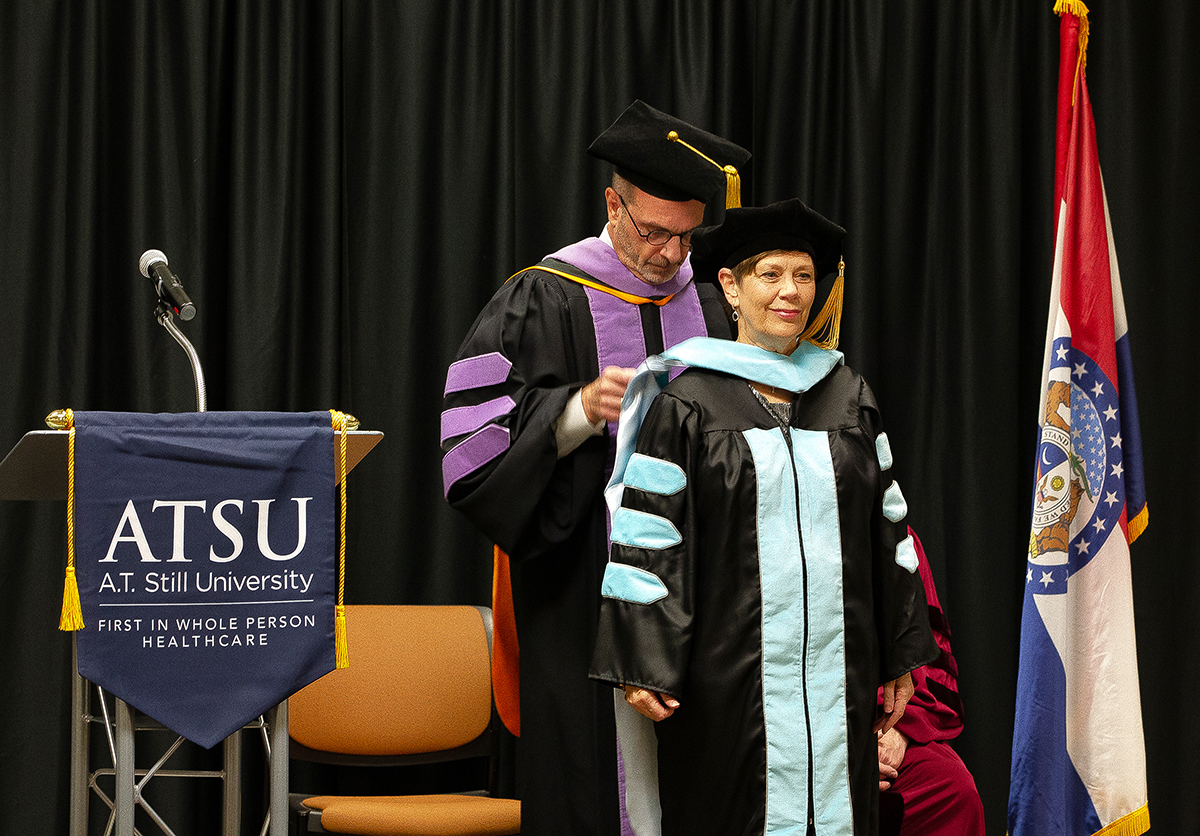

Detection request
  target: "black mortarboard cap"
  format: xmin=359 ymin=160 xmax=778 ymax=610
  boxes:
xmin=588 ymin=100 xmax=751 ymax=206
xmin=689 ymin=198 xmax=846 ymax=283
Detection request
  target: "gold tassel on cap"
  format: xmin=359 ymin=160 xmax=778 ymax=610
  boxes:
xmin=798 ymin=257 xmax=846 ymax=350
xmin=54 ymin=408 xmax=85 ymax=631
xmin=329 ymin=409 xmax=352 ymax=668
xmin=667 ymin=130 xmax=742 ymax=209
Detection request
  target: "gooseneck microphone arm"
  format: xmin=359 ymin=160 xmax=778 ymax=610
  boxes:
xmin=142 ymin=250 xmax=207 ymax=412
xmin=155 ymin=302 xmax=207 ymax=412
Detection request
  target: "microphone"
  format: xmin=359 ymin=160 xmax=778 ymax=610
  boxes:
xmin=139 ymin=249 xmax=196 ymax=321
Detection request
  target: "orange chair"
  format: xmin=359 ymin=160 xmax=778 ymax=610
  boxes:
xmin=288 ymin=605 xmax=520 ymax=835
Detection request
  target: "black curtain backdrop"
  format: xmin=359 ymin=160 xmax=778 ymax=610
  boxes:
xmin=1 ymin=2 xmax=1195 ymax=833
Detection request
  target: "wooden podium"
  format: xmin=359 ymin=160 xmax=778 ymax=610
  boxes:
xmin=0 ymin=425 xmax=382 ymax=836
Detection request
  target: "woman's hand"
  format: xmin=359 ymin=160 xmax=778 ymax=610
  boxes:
xmin=622 ymin=684 xmax=680 ymax=721
xmin=873 ymin=671 xmax=914 ymax=736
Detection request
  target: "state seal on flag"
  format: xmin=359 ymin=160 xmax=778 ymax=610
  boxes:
xmin=1028 ymin=337 xmax=1126 ymax=595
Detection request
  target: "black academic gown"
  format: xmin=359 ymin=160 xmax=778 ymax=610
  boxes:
xmin=441 ymin=241 xmax=730 ymax=836
xmin=590 ymin=344 xmax=938 ymax=836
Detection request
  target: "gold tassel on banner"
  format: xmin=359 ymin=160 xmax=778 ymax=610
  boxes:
xmin=798 ymin=257 xmax=846 ymax=350
xmin=334 ymin=604 xmax=349 ymax=669
xmin=60 ymin=567 xmax=84 ymax=631
xmin=330 ymin=409 xmax=351 ymax=668
xmin=52 ymin=408 xmax=85 ymax=631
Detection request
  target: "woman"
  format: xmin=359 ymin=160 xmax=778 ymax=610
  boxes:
xmin=590 ymin=199 xmax=938 ymax=836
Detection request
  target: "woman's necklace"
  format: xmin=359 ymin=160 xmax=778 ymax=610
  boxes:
xmin=749 ymin=383 xmax=792 ymax=430
xmin=751 ymin=381 xmax=793 ymax=403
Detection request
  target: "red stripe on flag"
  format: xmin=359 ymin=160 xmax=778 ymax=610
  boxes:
xmin=1056 ymin=14 xmax=1119 ymax=386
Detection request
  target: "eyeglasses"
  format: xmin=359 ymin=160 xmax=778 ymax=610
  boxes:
xmin=618 ymin=194 xmax=696 ymax=248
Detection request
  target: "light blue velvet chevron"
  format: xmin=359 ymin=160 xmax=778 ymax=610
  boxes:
xmin=882 ymin=481 xmax=908 ymax=523
xmin=601 ymin=563 xmax=669 ymax=605
xmin=610 ymin=507 xmax=683 ymax=550
xmin=875 ymin=432 xmax=894 ymax=472
xmin=624 ymin=453 xmax=686 ymax=496
xmin=894 ymin=533 xmax=919 ymax=573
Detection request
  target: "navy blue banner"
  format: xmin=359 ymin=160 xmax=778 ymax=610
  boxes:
xmin=72 ymin=411 xmax=337 ymax=748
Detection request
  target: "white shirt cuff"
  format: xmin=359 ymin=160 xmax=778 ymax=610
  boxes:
xmin=555 ymin=388 xmax=605 ymax=458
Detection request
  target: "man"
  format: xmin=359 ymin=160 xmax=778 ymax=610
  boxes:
xmin=877 ymin=529 xmax=985 ymax=836
xmin=440 ymin=100 xmax=748 ymax=835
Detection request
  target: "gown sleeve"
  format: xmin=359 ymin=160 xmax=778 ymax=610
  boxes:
xmin=590 ymin=392 xmax=698 ymax=698
xmin=440 ymin=270 xmax=605 ymax=559
xmin=858 ymin=378 xmax=940 ymax=683
xmin=880 ymin=529 xmax=966 ymax=743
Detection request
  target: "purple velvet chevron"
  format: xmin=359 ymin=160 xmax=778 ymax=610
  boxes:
xmin=440 ymin=395 xmax=516 ymax=444
xmin=444 ymin=352 xmax=512 ymax=395
xmin=442 ymin=424 xmax=510 ymax=496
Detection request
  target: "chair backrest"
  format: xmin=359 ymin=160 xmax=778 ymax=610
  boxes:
xmin=289 ymin=605 xmax=495 ymax=764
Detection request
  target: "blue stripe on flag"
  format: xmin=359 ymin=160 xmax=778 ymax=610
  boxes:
xmin=1115 ymin=333 xmax=1147 ymax=537
xmin=1008 ymin=588 xmax=1102 ymax=835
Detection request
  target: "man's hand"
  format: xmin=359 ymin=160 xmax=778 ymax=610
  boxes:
xmin=622 ymin=684 xmax=680 ymax=722
xmin=877 ymin=727 xmax=909 ymax=790
xmin=581 ymin=366 xmax=636 ymax=424
xmin=874 ymin=671 xmax=914 ymax=736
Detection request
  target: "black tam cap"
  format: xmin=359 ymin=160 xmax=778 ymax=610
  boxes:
xmin=689 ymin=198 xmax=846 ymax=283
xmin=588 ymin=100 xmax=751 ymax=206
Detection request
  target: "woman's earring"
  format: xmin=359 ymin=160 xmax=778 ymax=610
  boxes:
xmin=732 ymin=309 xmax=740 ymax=322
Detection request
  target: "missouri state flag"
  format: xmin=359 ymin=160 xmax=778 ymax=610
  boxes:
xmin=1008 ymin=3 xmax=1150 ymax=835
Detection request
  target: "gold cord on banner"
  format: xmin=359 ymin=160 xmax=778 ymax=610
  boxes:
xmin=51 ymin=409 xmax=85 ymax=631
xmin=330 ymin=410 xmax=351 ymax=668
xmin=797 ymin=257 xmax=846 ymax=350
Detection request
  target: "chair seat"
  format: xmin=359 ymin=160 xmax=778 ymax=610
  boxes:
xmin=303 ymin=794 xmax=521 ymax=836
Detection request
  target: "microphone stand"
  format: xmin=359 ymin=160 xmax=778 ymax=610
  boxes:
xmin=102 ymin=297 xmax=213 ymax=836
xmin=155 ymin=300 xmax=207 ymax=412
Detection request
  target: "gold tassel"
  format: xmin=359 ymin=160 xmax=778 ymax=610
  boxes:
xmin=60 ymin=565 xmax=85 ymax=631
xmin=667 ymin=130 xmax=743 ymax=210
xmin=724 ymin=165 xmax=742 ymax=209
xmin=58 ymin=409 xmax=85 ymax=631
xmin=334 ymin=603 xmax=349 ymax=669
xmin=1053 ymin=0 xmax=1089 ymax=20
xmin=798 ymin=257 xmax=845 ymax=350
xmin=329 ymin=409 xmax=350 ymax=668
